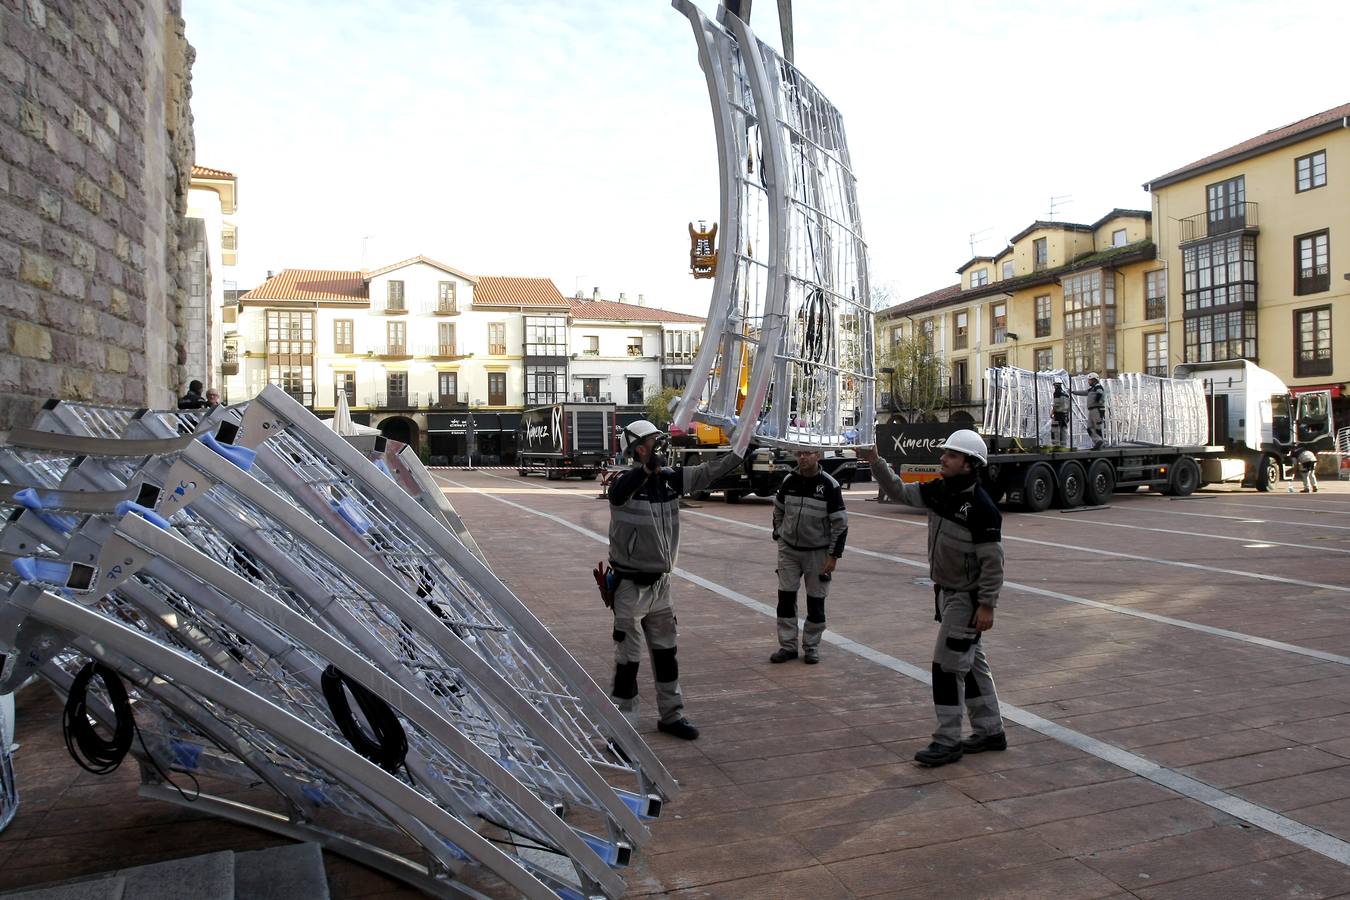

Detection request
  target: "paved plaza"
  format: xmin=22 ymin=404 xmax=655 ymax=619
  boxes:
xmin=2 ymin=474 xmax=1349 ymax=898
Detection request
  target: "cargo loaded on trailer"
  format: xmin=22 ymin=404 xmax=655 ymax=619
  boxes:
xmin=516 ymin=402 xmax=617 ymax=480
xmin=877 ymin=360 xmax=1334 ymax=512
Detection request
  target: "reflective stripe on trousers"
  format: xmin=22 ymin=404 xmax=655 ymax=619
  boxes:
xmin=931 ymin=587 xmax=1002 ymax=747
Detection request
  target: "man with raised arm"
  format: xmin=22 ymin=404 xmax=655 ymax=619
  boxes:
xmin=858 ymin=430 xmax=1006 ymax=767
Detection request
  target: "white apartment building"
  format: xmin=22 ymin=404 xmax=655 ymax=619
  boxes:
xmin=567 ymin=294 xmax=705 ymax=410
xmin=226 ymin=260 xmax=703 ymax=464
xmin=186 ymin=165 xmax=239 ymax=395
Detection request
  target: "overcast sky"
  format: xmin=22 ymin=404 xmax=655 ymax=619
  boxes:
xmin=185 ymin=0 xmax=1349 ymax=314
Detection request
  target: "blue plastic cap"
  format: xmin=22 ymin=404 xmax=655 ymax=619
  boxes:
xmin=115 ymin=501 xmax=171 ymax=530
xmin=198 ymin=432 xmax=258 ymax=471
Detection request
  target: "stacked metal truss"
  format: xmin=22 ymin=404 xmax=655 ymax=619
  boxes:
xmin=983 ymin=366 xmax=1209 ymax=448
xmin=670 ymin=0 xmax=875 ymax=453
xmin=0 ymin=385 xmax=680 ymax=899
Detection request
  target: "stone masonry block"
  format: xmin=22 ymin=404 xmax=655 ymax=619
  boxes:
xmin=37 ymin=186 xmax=61 ymax=220
xmin=60 ymin=368 xmax=94 ymax=401
xmin=114 ymin=232 xmax=129 ymax=261
xmin=74 ymin=338 xmax=104 ymax=370
xmin=74 ymin=174 xmax=100 ymax=212
xmin=72 ymin=106 xmax=91 ymax=142
xmin=18 ymin=99 xmax=44 ymax=139
xmin=25 ymin=1 xmax=47 ymax=29
xmin=0 ymin=281 xmax=38 ymax=319
xmin=72 ymin=237 xmax=94 ymax=270
xmin=0 ymin=237 xmax=17 ymax=278
xmin=0 ymin=47 xmax=25 ymax=86
xmin=0 ymin=353 xmax=19 ymax=390
xmin=18 ymin=249 xmax=54 ymax=289
xmin=53 ymin=263 xmax=84 ymax=299
xmin=77 ymin=305 xmax=95 ymax=335
xmin=108 ymin=168 xmax=124 ymax=198
xmin=11 ymin=319 xmax=52 ymax=360
xmin=0 ymin=199 xmax=43 ymax=246
xmin=19 ymin=357 xmax=60 ymax=397
xmin=109 ymin=286 xmax=127 ymax=315
xmin=106 ymin=345 xmax=128 ymax=373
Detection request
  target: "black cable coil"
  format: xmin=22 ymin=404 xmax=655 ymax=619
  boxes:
xmin=63 ymin=661 xmax=135 ymax=774
xmin=321 ymin=664 xmax=408 ymax=774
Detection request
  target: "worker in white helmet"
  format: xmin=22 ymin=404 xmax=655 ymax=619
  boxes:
xmin=1071 ymin=373 xmax=1106 ymax=449
xmin=1050 ymin=380 xmax=1070 ymax=447
xmin=858 ymin=429 xmax=1006 ymax=767
xmin=606 ymin=420 xmax=743 ymax=740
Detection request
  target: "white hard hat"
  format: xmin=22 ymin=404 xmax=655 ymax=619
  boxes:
xmin=938 ymin=429 xmax=988 ymax=466
xmin=1086 ymin=372 xmax=1100 ymax=382
xmin=621 ymin=419 xmax=663 ymax=457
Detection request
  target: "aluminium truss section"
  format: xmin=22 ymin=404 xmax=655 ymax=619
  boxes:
xmin=983 ymin=367 xmax=1093 ymax=449
xmin=30 ymin=401 xmax=489 ymax=564
xmin=0 ymin=434 xmax=652 ymax=852
xmin=670 ymin=0 xmax=776 ymax=450
xmin=736 ymin=12 xmax=874 ymax=451
xmin=671 ymin=2 xmax=874 ymax=452
xmin=0 ymin=490 xmax=627 ymax=898
xmin=231 ymin=387 xmax=677 ymax=804
xmin=0 ymin=582 xmax=568 ymax=900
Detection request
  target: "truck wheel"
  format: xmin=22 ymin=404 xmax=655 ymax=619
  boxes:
xmin=1054 ymin=461 xmax=1086 ymax=508
xmin=1084 ymin=460 xmax=1115 ymax=505
xmin=518 ymin=468 xmax=528 ymax=477
xmin=1023 ymin=463 xmax=1055 ymax=512
xmin=724 ymin=490 xmax=745 ymax=504
xmin=690 ymin=490 xmax=711 ymax=501
xmin=546 ymin=468 xmax=562 ymax=481
xmin=1167 ymin=457 xmax=1201 ymax=497
xmin=1256 ymin=453 xmax=1281 ymax=492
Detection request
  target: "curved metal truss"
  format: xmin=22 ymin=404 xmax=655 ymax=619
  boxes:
xmin=671 ymin=0 xmax=875 ymax=453
xmin=0 ymin=390 xmax=685 ymax=899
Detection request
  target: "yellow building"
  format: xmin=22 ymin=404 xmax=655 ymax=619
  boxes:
xmin=1145 ymin=101 xmax=1350 ymax=422
xmin=878 ymin=209 xmax=1163 ymax=422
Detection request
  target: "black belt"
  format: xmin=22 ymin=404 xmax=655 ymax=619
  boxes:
xmin=609 ymin=565 xmax=665 ymax=586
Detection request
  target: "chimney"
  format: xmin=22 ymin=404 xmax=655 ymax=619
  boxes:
xmin=618 ymin=292 xmax=626 ymax=302
xmin=266 ymin=269 xmax=274 ymax=279
xmin=592 ymin=287 xmax=600 ymax=300
xmin=575 ymin=290 xmax=583 ymax=299
xmin=637 ymin=294 xmax=646 ymax=307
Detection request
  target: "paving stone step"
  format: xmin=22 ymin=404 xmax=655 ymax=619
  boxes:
xmin=233 ymin=843 xmax=329 ymax=900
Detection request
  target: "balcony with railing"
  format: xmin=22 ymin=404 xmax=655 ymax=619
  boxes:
xmin=423 ymin=343 xmax=464 ymax=360
xmin=571 ymin=392 xmax=613 ymax=403
xmin=432 ymin=300 xmax=460 ymax=316
xmin=370 ymin=343 xmax=412 ymax=360
xmin=525 ymin=391 xmax=568 ymax=406
xmin=626 ymin=345 xmax=644 ymax=357
xmin=1178 ymin=201 xmax=1260 ymax=244
xmin=431 ymin=392 xmax=469 ymax=409
xmin=378 ymin=298 xmax=408 ymax=315
xmin=373 ymin=392 xmax=428 ymax=409
xmin=221 ymin=338 xmax=239 ymax=375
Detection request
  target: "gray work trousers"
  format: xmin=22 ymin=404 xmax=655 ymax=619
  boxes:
xmin=931 ymin=588 xmax=1003 ymax=748
xmin=775 ymin=544 xmax=831 ymax=652
xmin=1301 ymin=465 xmax=1318 ymax=492
xmin=610 ymin=575 xmax=684 ymax=727
xmin=1087 ymin=407 xmax=1104 ymax=446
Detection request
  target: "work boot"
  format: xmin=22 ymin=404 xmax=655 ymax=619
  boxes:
xmin=656 ymin=718 xmax=700 ymax=740
xmin=769 ymin=648 xmax=799 ymax=664
xmin=960 ymin=731 xmax=1008 ymax=753
xmin=914 ymin=741 xmax=963 ymax=767
xmin=803 ymin=648 xmax=820 ymax=665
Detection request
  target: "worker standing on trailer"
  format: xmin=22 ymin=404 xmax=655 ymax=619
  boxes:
xmin=1051 ymin=381 xmax=1070 ymax=446
xmin=858 ymin=430 xmax=1006 ymax=767
xmin=1072 ymin=373 xmax=1106 ymax=449
xmin=606 ymin=420 xmax=743 ymax=740
xmin=770 ymin=448 xmax=848 ymax=665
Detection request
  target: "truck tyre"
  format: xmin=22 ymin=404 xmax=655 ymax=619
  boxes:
xmin=1167 ymin=457 xmax=1201 ymax=497
xmin=518 ymin=468 xmax=528 ymax=477
xmin=724 ymin=490 xmax=745 ymax=504
xmin=1023 ymin=463 xmax=1055 ymax=512
xmin=690 ymin=490 xmax=711 ymax=501
xmin=1084 ymin=459 xmax=1114 ymax=505
xmin=1256 ymin=453 xmax=1281 ymax=492
xmin=979 ymin=465 xmax=1006 ymax=504
xmin=546 ymin=468 xmax=562 ymax=481
xmin=1054 ymin=461 xmax=1086 ymax=509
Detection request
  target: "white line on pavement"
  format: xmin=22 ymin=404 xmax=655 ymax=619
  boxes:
xmin=434 ymin=472 xmax=1350 ymax=869
xmin=1111 ymin=506 xmax=1350 ymax=533
xmin=1015 ymin=512 xmax=1350 ymax=554
xmin=1189 ymin=497 xmax=1350 ymax=516
xmin=845 ymin=509 xmax=1350 ymax=595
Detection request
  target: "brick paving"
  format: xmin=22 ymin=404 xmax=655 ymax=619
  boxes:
xmin=0 ymin=476 xmax=1348 ymax=897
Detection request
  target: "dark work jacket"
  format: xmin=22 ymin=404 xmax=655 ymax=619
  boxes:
xmin=869 ymin=460 xmax=1004 ymax=607
xmin=608 ymin=453 xmax=743 ymax=579
xmin=773 ymin=470 xmax=848 ymax=557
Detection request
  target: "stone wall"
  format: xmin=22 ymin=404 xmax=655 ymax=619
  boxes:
xmin=0 ymin=0 xmax=196 ymax=432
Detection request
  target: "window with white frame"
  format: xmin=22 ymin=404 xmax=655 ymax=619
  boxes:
xmin=1296 ymin=150 xmax=1327 ymax=192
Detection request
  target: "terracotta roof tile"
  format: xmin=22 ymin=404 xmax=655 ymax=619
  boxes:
xmin=1147 ymin=101 xmax=1350 ymax=189
xmin=241 ymin=269 xmax=367 ymax=302
xmin=568 ymin=299 xmax=705 ymax=324
xmin=191 ymin=165 xmax=235 ymax=179
xmin=877 ymin=283 xmax=964 ymax=320
xmin=1088 ymin=208 xmax=1151 ymax=230
xmin=364 ymin=254 xmax=477 ymax=283
xmin=473 ymin=276 xmax=569 ymax=308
